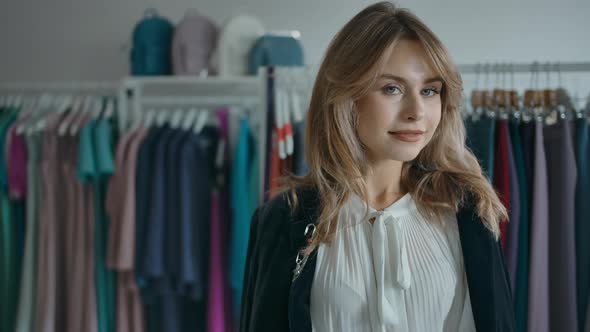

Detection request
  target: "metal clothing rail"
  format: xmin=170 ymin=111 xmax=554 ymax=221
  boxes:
xmin=456 ymin=62 xmax=590 ymax=74
xmin=0 ymin=81 xmax=119 ymax=92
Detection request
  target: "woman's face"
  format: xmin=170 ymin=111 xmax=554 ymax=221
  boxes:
xmin=356 ymin=39 xmax=443 ymax=163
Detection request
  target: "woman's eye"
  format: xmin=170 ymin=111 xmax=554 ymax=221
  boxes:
xmin=383 ymin=85 xmax=402 ymax=95
xmin=422 ymin=88 xmax=440 ymax=97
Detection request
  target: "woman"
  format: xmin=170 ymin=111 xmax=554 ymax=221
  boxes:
xmin=240 ymin=2 xmax=515 ymax=332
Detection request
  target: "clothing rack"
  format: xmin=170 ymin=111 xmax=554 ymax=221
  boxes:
xmin=0 ymin=81 xmax=119 ymax=109
xmin=120 ymin=73 xmax=267 ymax=204
xmin=0 ymin=81 xmax=119 ymax=92
xmin=0 ymin=75 xmax=268 ymax=204
xmin=456 ymin=62 xmax=590 ymax=74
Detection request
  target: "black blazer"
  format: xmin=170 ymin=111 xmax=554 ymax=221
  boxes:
xmin=240 ymin=186 xmax=516 ymax=332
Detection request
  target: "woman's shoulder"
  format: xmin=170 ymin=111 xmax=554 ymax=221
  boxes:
xmin=255 ymin=185 xmax=319 ymax=225
xmin=250 ymin=185 xmax=320 ymax=248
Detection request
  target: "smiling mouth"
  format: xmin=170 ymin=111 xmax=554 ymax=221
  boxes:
xmin=388 ymin=131 xmax=424 ymax=143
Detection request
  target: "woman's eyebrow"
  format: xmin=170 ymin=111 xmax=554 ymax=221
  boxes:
xmin=378 ymin=73 xmax=443 ymax=84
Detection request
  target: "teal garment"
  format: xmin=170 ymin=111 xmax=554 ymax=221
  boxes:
xmin=229 ymin=118 xmax=257 ymax=316
xmin=510 ymin=120 xmax=530 ymax=332
xmin=1 ymin=195 xmax=14 ymax=331
xmin=78 ymin=121 xmax=102 ymax=331
xmin=465 ymin=115 xmax=497 ymax=182
xmin=93 ymin=120 xmax=117 ymax=332
xmin=15 ymin=132 xmax=41 ymax=332
xmin=0 ymin=110 xmax=15 ymax=322
xmin=0 ymin=111 xmax=19 ymax=332
xmin=78 ymin=119 xmax=117 ymax=332
xmin=78 ymin=120 xmax=98 ymax=181
xmin=248 ymin=134 xmax=260 ymax=215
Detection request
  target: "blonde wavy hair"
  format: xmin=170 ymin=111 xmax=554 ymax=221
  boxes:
xmin=282 ymin=1 xmax=507 ymax=251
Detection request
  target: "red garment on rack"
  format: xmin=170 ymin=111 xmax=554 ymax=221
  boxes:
xmin=269 ymin=127 xmax=281 ymax=199
xmin=493 ymin=120 xmax=511 ymax=251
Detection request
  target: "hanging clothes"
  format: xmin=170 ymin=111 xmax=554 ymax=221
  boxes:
xmin=229 ymin=117 xmax=259 ymax=318
xmin=106 ymin=126 xmax=148 ymax=332
xmin=264 ymin=67 xmax=275 ymax=201
xmin=87 ymin=119 xmax=118 ymax=332
xmin=35 ymin=112 xmax=66 ymax=332
xmin=492 ymin=119 xmax=510 ymax=249
xmin=134 ymin=126 xmax=168 ymax=332
xmin=0 ymin=109 xmax=19 ymax=332
xmin=544 ymin=120 xmax=578 ymax=332
xmin=292 ymin=120 xmax=308 ymax=176
xmin=510 ymin=119 xmax=530 ymax=332
xmin=504 ymin=120 xmax=520 ymax=289
xmin=527 ymin=120 xmax=550 ymax=332
xmin=465 ymin=115 xmax=496 ymax=181
xmin=66 ymin=116 xmax=98 ymax=332
xmin=574 ymin=117 xmax=590 ymax=332
xmin=140 ymin=125 xmax=177 ymax=331
xmin=15 ymin=129 xmax=41 ymax=332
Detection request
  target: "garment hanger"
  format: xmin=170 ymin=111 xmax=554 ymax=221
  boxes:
xmin=182 ymin=108 xmax=198 ymax=131
xmin=541 ymin=62 xmax=566 ymax=125
xmin=155 ymin=108 xmax=170 ymax=127
xmin=505 ymin=64 xmax=521 ymax=121
xmin=28 ymin=94 xmax=59 ymax=135
xmin=522 ymin=62 xmax=541 ymax=123
xmin=170 ymin=108 xmax=184 ymax=128
xmin=13 ymin=94 xmax=23 ymax=109
xmin=58 ymin=95 xmax=83 ymax=136
xmin=499 ymin=63 xmax=514 ymax=120
xmin=17 ymin=93 xmax=51 ymax=134
xmin=102 ymin=97 xmax=115 ymax=120
xmin=142 ymin=108 xmax=156 ymax=128
xmin=91 ymin=96 xmax=104 ymax=120
xmin=470 ymin=63 xmax=484 ymax=121
xmin=481 ymin=64 xmax=496 ymax=119
xmin=193 ymin=109 xmax=209 ymax=134
xmin=33 ymin=94 xmax=70 ymax=133
xmin=69 ymin=96 xmax=94 ymax=135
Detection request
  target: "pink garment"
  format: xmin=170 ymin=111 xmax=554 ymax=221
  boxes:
xmin=8 ymin=129 xmax=28 ymax=200
xmin=106 ymin=128 xmax=148 ymax=332
xmin=106 ymin=130 xmax=138 ymax=267
xmin=62 ymin=129 xmax=98 ymax=332
xmin=5 ymin=115 xmax=30 ymax=200
xmin=208 ymin=189 xmax=229 ymax=332
xmin=36 ymin=112 xmax=67 ymax=332
xmin=57 ymin=114 xmax=97 ymax=332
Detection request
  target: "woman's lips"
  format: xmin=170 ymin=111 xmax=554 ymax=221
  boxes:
xmin=388 ymin=130 xmax=425 ymax=143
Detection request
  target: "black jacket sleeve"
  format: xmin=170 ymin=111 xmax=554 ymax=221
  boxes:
xmin=239 ymin=208 xmax=260 ymax=332
xmin=238 ymin=193 xmax=296 ymax=332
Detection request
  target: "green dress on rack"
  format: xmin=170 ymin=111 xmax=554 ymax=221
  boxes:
xmin=78 ymin=118 xmax=117 ymax=332
xmin=0 ymin=108 xmax=20 ymax=332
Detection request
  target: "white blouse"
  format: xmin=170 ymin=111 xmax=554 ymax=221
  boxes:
xmin=310 ymin=193 xmax=476 ymax=332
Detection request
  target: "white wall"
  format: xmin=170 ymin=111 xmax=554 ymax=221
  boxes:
xmin=1 ymin=0 xmax=589 ymax=97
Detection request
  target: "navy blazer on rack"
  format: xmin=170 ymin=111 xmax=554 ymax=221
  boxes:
xmin=240 ymin=185 xmax=516 ymax=332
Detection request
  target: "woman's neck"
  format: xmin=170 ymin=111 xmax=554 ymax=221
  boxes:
xmin=364 ymin=159 xmax=406 ymax=210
